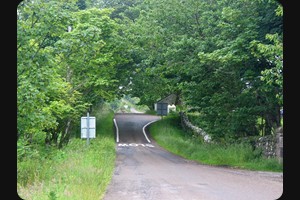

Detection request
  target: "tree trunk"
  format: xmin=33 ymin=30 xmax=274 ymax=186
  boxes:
xmin=58 ymin=119 xmax=72 ymax=149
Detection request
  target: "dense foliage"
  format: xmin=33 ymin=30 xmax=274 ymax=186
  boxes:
xmin=17 ymin=1 xmax=283 ymax=197
xmin=109 ymin=0 xmax=283 ymax=139
xmin=17 ymin=0 xmax=282 ymax=154
xmin=17 ymin=103 xmax=116 ymax=199
xmin=17 ymin=0 xmax=130 ymax=152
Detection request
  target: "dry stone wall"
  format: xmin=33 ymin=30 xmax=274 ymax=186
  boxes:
xmin=179 ymin=112 xmax=283 ymax=162
xmin=255 ymin=135 xmax=276 ymax=158
xmin=179 ymin=112 xmax=211 ymax=142
xmin=254 ymin=127 xmax=283 ymax=162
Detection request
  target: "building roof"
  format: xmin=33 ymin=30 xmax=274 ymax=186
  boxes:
xmin=156 ymin=93 xmax=177 ymax=105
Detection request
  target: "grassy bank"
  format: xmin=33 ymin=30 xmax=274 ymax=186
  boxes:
xmin=149 ymin=114 xmax=283 ymax=172
xmin=17 ymin=105 xmax=116 ymax=200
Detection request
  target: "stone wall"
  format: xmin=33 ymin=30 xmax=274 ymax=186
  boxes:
xmin=179 ymin=112 xmax=211 ymax=142
xmin=255 ymin=135 xmax=276 ymax=158
xmin=254 ymin=127 xmax=283 ymax=162
xmin=179 ymin=112 xmax=283 ymax=162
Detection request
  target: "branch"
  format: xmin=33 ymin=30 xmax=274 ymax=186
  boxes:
xmin=31 ymin=32 xmax=50 ymax=60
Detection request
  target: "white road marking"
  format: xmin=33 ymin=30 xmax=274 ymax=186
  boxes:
xmin=113 ymin=118 xmax=119 ymax=143
xmin=117 ymin=143 xmax=155 ymax=148
xmin=142 ymin=119 xmax=160 ymax=143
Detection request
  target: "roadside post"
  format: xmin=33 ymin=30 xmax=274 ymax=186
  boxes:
xmin=81 ymin=112 xmax=96 ymax=146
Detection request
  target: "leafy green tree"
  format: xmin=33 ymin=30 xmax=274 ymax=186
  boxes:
xmin=17 ymin=0 xmax=283 ymax=148
xmin=17 ymin=0 xmax=78 ymax=147
xmin=17 ymin=0 xmax=128 ymax=149
xmin=249 ymin=2 xmax=283 ymax=132
xmin=251 ymin=4 xmax=283 ymax=106
xmin=121 ymin=0 xmax=283 ymax=139
xmin=186 ymin=0 xmax=282 ymax=138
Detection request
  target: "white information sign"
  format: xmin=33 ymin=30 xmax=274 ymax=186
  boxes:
xmin=81 ymin=116 xmax=96 ymax=138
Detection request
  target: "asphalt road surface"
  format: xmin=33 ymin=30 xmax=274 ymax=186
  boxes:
xmin=103 ymin=113 xmax=283 ymax=200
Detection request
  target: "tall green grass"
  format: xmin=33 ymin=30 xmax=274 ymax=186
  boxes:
xmin=149 ymin=114 xmax=283 ymax=172
xmin=17 ymin=104 xmax=116 ymax=200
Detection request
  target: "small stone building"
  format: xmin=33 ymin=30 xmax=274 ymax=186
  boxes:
xmin=154 ymin=93 xmax=179 ymax=113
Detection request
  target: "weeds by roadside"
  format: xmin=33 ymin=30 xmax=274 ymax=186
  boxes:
xmin=17 ymin=104 xmax=116 ymax=200
xmin=149 ymin=113 xmax=283 ymax=172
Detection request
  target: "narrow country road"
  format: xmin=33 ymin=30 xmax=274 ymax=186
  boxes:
xmin=103 ymin=113 xmax=283 ymax=200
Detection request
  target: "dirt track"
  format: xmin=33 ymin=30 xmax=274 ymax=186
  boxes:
xmin=103 ymin=113 xmax=283 ymax=200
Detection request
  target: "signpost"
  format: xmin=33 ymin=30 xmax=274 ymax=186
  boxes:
xmin=81 ymin=112 xmax=96 ymax=145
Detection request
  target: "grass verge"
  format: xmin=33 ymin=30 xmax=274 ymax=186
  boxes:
xmin=149 ymin=114 xmax=283 ymax=172
xmin=17 ymin=104 xmax=116 ymax=200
